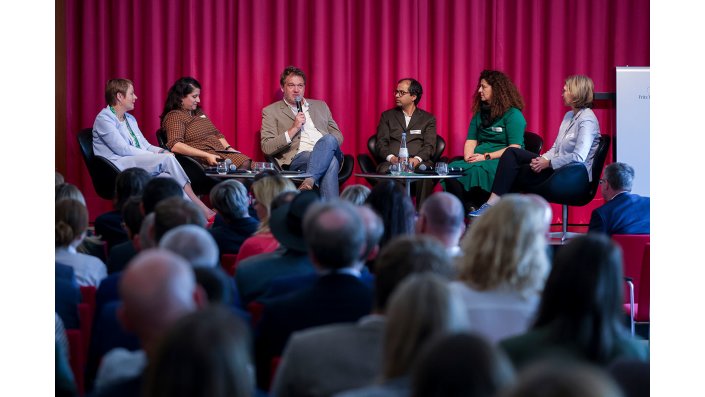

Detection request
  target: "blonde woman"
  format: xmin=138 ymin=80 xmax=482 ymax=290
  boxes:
xmin=235 ymin=175 xmax=296 ymax=265
xmin=450 ymin=194 xmax=551 ymax=343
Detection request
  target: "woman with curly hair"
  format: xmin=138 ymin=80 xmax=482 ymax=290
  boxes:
xmin=445 ymin=70 xmax=526 ymax=211
xmin=160 ymin=77 xmax=252 ymax=169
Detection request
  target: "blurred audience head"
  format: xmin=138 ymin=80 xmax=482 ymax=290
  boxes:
xmin=153 ymin=197 xmax=206 ymax=243
xmin=142 ymin=177 xmax=184 ymax=214
xmin=121 ymin=196 xmax=145 ymax=240
xmin=356 ymin=205 xmax=385 ymax=263
xmin=416 ymin=192 xmax=465 ymax=250
xmin=411 ymin=333 xmax=514 ymax=397
xmin=114 ymin=167 xmax=151 ymax=211
xmin=302 ymin=200 xmax=365 ymax=270
xmin=146 ymin=306 xmax=254 ymax=397
xmin=251 ymin=175 xmax=296 ymax=233
xmin=55 ymin=171 xmax=65 ymax=186
xmin=160 ymin=224 xmax=219 ymax=268
xmin=340 ymin=184 xmax=371 ymax=206
xmin=457 ymin=194 xmax=550 ymax=297
xmin=500 ymin=360 xmax=623 ymax=397
xmin=55 ymin=183 xmax=86 ymax=205
xmin=55 ymin=199 xmax=89 ymax=248
xmin=210 ymin=180 xmax=251 ymax=223
xmin=365 ymin=180 xmax=415 ymax=249
xmin=139 ymin=213 xmax=156 ymax=250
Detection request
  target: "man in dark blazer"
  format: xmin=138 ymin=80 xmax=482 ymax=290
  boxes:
xmin=589 ymin=162 xmax=650 ymax=235
xmin=261 ymin=66 xmax=344 ymax=199
xmin=254 ymin=200 xmax=373 ymax=389
xmin=375 ymin=78 xmax=438 ymax=206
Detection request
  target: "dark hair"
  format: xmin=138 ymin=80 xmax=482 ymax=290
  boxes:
xmin=374 ymin=235 xmax=455 ymax=311
xmin=145 ymin=306 xmax=254 ymax=397
xmin=56 ymin=199 xmax=88 ymax=247
xmin=399 ymin=78 xmax=423 ymax=106
xmin=121 ymin=196 xmax=145 ymax=237
xmin=302 ymin=201 xmax=365 ymax=269
xmin=604 ymin=162 xmax=635 ymax=192
xmin=114 ymin=167 xmax=151 ymax=211
xmin=142 ymin=178 xmax=184 ymax=214
xmin=279 ymin=65 xmax=306 ymax=87
xmin=472 ymin=70 xmax=525 ymax=120
xmin=500 ymin=360 xmax=623 ymax=397
xmin=160 ymin=77 xmax=202 ymax=123
xmin=153 ymin=197 xmax=206 ymax=242
xmin=105 ymin=78 xmax=134 ymax=106
xmin=194 ymin=267 xmax=235 ymax=306
xmin=365 ymin=181 xmax=415 ymax=249
xmin=533 ymin=234 xmax=629 ymax=364
xmin=411 ymin=333 xmax=514 ymax=397
xmin=270 ymin=190 xmax=298 ymax=211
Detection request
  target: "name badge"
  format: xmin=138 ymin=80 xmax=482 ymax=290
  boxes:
xmin=410 ymin=129 xmax=422 ymax=135
xmin=490 ymin=127 xmax=504 ymax=132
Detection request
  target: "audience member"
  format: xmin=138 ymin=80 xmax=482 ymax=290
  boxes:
xmin=141 ymin=177 xmax=184 ymax=215
xmin=209 ymin=180 xmax=259 ymax=255
xmin=95 ymin=167 xmax=151 ymax=250
xmin=375 ymin=77 xmax=437 ymax=207
xmin=55 ymin=199 xmax=107 ymax=287
xmin=607 ymin=358 xmax=650 ymax=397
xmin=365 ymin=180 xmax=415 ymax=249
xmin=93 ymin=249 xmax=205 ymax=396
xmin=160 ymin=76 xmax=252 ymax=169
xmin=236 ymin=176 xmax=297 ymax=264
xmin=55 ymin=262 xmax=81 ymax=329
xmin=451 ymin=194 xmax=551 ymax=343
xmin=139 ymin=213 xmax=156 ymax=250
xmin=145 ymin=306 xmax=254 ymax=397
xmin=93 ymin=78 xmax=214 ymax=218
xmin=415 ymin=192 xmax=465 ymax=256
xmin=410 ymin=333 xmax=515 ymax=397
xmin=256 ymin=200 xmax=372 ymax=389
xmin=335 ymin=273 xmax=468 ymax=397
xmin=152 ymin=197 xmax=207 ymax=243
xmin=261 ymin=65 xmax=344 ymax=197
xmin=340 ymin=184 xmax=371 ymax=206
xmin=56 ymin=171 xmax=65 ymax=186
xmin=445 ymin=69 xmax=526 ymax=211
xmin=107 ymin=197 xmax=144 ymax=274
xmin=356 ymin=205 xmax=385 ymax=271
xmin=56 ymin=183 xmax=86 ymax=204
xmin=499 ymin=360 xmax=624 ymax=397
xmin=55 ymin=183 xmax=107 ymax=262
xmin=500 ymin=234 xmax=649 ymax=369
xmin=271 ymin=235 xmax=454 ymax=397
xmin=235 ymin=190 xmax=319 ymax=305
xmin=589 ymin=162 xmax=650 ymax=235
xmin=160 ymin=224 xmax=219 ymax=268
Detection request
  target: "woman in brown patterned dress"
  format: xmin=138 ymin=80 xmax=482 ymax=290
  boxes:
xmin=160 ymin=77 xmax=252 ymax=169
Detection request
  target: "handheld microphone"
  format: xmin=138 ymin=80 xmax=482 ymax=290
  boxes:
xmin=295 ymin=96 xmax=303 ymax=113
xmin=224 ymin=158 xmax=233 ymax=168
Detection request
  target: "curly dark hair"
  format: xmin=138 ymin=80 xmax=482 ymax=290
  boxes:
xmin=160 ymin=77 xmax=202 ymax=122
xmin=472 ymin=70 xmax=525 ymax=120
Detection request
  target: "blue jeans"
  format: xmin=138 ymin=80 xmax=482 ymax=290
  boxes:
xmin=289 ymin=134 xmax=343 ymax=199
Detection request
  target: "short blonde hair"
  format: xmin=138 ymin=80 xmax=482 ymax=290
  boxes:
xmin=251 ymin=176 xmax=296 ymax=233
xmin=565 ymin=75 xmax=594 ymax=109
xmin=457 ymin=194 xmax=550 ymax=296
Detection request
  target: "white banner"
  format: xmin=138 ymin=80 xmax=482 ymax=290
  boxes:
xmin=616 ymin=67 xmax=650 ymax=196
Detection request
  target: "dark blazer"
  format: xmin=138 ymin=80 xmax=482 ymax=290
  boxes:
xmin=107 ymin=240 xmax=137 ymax=274
xmin=209 ymin=216 xmax=259 ymax=255
xmin=375 ymin=107 xmax=437 ymax=163
xmin=55 ymin=263 xmax=81 ymax=329
xmin=255 ymin=273 xmax=373 ymax=388
xmin=588 ymin=193 xmax=650 ymax=235
xmin=94 ymin=210 xmax=128 ymax=250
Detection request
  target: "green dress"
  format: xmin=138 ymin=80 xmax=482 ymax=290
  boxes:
xmin=448 ymin=107 xmax=526 ymax=192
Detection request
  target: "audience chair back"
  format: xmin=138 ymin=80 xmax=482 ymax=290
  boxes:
xmin=155 ymin=128 xmax=218 ymax=196
xmin=613 ymin=235 xmax=650 ymax=334
xmin=77 ymin=128 xmax=121 ymax=200
xmin=221 ymin=254 xmax=238 ymax=277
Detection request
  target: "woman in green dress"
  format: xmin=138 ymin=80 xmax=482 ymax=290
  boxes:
xmin=444 ymin=70 xmax=526 ymax=210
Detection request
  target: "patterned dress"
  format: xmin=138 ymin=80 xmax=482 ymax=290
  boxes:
xmin=162 ymin=108 xmax=251 ymax=167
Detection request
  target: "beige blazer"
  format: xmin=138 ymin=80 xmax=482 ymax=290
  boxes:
xmin=261 ymin=99 xmax=344 ymax=166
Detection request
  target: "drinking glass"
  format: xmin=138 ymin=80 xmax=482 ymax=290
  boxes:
xmin=435 ymin=162 xmax=448 ymax=176
xmin=216 ymin=160 xmax=228 ymax=175
xmin=389 ymin=163 xmax=402 ymax=176
xmin=253 ymin=162 xmax=265 ymax=173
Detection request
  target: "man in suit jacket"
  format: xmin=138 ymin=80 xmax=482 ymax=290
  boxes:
xmin=589 ymin=162 xmax=650 ymax=235
xmin=255 ymin=200 xmax=373 ymax=389
xmin=375 ymin=78 xmax=438 ymax=206
xmin=261 ymin=66 xmax=344 ymax=199
xmin=270 ymin=234 xmax=455 ymax=397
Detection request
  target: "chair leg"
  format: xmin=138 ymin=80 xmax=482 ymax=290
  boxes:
xmin=548 ymin=204 xmax=586 ymax=241
xmin=627 ymin=280 xmax=636 ymax=337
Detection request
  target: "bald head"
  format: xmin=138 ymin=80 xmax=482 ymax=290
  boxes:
xmin=119 ymin=249 xmax=201 ymax=351
xmin=303 ymin=201 xmax=365 ymax=269
xmin=416 ymin=192 xmax=465 ymax=248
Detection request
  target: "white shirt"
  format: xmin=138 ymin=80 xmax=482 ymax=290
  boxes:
xmin=283 ymin=98 xmax=323 ymax=153
xmin=55 ymin=246 xmax=108 ymax=287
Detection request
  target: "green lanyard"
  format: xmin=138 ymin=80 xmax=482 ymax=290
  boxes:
xmin=110 ymin=106 xmax=141 ymax=149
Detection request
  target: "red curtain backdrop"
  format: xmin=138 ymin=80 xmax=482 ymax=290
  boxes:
xmin=61 ymin=0 xmax=649 ymax=224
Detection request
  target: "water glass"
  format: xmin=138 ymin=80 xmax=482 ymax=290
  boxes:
xmin=435 ymin=162 xmax=448 ymax=176
xmin=216 ymin=160 xmax=228 ymax=175
xmin=389 ymin=163 xmax=402 ymax=176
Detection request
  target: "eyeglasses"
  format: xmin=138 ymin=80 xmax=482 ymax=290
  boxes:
xmin=394 ymin=90 xmax=410 ymax=97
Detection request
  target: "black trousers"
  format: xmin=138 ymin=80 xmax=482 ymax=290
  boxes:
xmin=492 ymin=147 xmax=554 ymax=195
